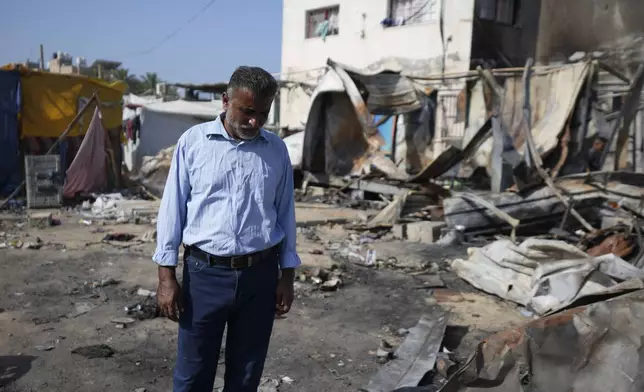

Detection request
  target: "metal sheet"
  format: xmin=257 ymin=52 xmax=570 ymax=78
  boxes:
xmin=409 ymin=118 xmax=492 ymax=182
xmin=329 ymin=58 xmax=441 ymax=115
xmin=509 ymin=62 xmax=590 ymax=155
xmin=439 ymin=289 xmax=644 ymax=392
xmin=302 ymin=90 xmax=370 ymax=175
xmin=303 ymin=172 xmax=411 ymax=196
xmin=332 ymin=57 xmax=444 ymax=78
xmin=443 ymin=172 xmax=644 ymax=234
xmin=364 ymin=311 xmax=449 ymax=392
xmin=451 ymin=237 xmax=644 ymax=315
xmin=351 ymin=72 xmax=423 ymax=114
xmin=465 ymin=63 xmax=591 ymax=175
xmin=328 ymin=60 xmax=378 ymax=138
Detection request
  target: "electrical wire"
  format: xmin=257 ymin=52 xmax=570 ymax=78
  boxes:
xmin=120 ymin=0 xmax=219 ymax=58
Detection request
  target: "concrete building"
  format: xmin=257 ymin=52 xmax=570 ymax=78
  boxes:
xmin=48 ymin=51 xmax=122 ymax=80
xmin=280 ymin=0 xmax=644 ymax=127
xmin=280 ymin=0 xmax=476 ymax=130
xmin=280 ymin=0 xmax=644 ymax=162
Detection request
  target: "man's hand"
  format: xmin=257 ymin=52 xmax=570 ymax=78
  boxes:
xmin=276 ymin=268 xmax=295 ymax=316
xmin=157 ymin=266 xmax=183 ymax=322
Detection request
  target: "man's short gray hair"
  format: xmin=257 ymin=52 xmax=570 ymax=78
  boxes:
xmin=227 ymin=66 xmax=278 ymax=99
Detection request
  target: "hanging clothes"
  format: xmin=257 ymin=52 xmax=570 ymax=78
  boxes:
xmin=315 ymin=20 xmax=330 ymax=40
xmin=126 ymin=119 xmax=134 ymax=140
xmin=63 ymin=107 xmax=107 ymax=198
xmin=132 ymin=115 xmax=141 ymax=144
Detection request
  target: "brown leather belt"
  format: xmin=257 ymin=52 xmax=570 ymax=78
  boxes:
xmin=184 ymin=244 xmax=278 ymax=269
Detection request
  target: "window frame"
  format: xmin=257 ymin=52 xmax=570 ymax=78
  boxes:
xmin=476 ymin=0 xmax=520 ymax=26
xmin=387 ymin=0 xmax=439 ymax=27
xmin=304 ymin=5 xmax=340 ymax=39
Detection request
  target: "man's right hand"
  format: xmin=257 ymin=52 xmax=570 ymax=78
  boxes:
xmin=157 ymin=266 xmax=183 ymax=322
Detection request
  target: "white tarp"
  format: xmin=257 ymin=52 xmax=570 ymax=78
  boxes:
xmin=123 ymin=93 xmax=163 ymax=106
xmin=123 ymin=99 xmax=223 ymax=171
xmin=144 ymin=99 xmax=223 ymax=119
xmin=452 ymin=238 xmax=644 ymax=315
xmin=122 ymin=93 xmax=163 ymax=121
xmin=283 ymin=131 xmax=304 ymax=168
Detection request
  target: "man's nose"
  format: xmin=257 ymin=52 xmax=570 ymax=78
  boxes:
xmin=248 ymin=117 xmax=257 ymax=127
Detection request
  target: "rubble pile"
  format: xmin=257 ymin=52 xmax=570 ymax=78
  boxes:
xmin=136 ymin=145 xmax=175 ymax=198
xmin=80 ymin=192 xmax=159 ymax=224
xmin=3 ymin=53 xmax=644 ymax=392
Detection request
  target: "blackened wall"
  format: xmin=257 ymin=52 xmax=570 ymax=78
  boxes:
xmin=536 ymin=0 xmax=644 ymax=62
xmin=470 ymin=0 xmax=542 ymax=68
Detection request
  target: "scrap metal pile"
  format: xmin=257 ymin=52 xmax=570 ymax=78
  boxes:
xmin=291 ymin=54 xmax=644 ymax=225
xmin=283 ymin=56 xmax=644 ymax=392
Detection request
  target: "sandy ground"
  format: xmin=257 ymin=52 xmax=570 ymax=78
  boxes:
xmin=0 ymin=204 xmax=526 ymax=392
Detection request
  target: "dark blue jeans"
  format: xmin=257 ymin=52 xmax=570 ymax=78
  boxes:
xmin=173 ymin=252 xmax=279 ymax=392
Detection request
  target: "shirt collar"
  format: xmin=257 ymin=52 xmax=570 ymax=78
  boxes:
xmin=205 ymin=113 xmax=269 ymax=142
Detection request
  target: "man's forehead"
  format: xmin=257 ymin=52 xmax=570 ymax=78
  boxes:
xmin=230 ymin=90 xmax=273 ymax=108
xmin=230 ymin=88 xmax=272 ymax=100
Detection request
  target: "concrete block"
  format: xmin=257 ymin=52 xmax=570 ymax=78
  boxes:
xmin=601 ymin=216 xmax=632 ymax=229
xmin=392 ymin=223 xmax=405 ymax=240
xmin=392 ymin=221 xmax=446 ymax=244
xmin=28 ymin=211 xmax=53 ymax=227
xmin=308 ymin=186 xmax=326 ymax=197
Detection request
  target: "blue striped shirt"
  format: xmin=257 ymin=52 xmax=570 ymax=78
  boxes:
xmin=153 ymin=114 xmax=301 ymax=269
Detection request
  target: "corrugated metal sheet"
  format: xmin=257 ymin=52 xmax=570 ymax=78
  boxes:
xmin=503 ymin=62 xmax=590 ymax=155
xmin=395 ymin=95 xmax=436 ymax=174
xmin=441 ymin=289 xmax=644 ymax=392
xmin=351 ymin=72 xmax=423 ymax=114
xmin=333 ymin=57 xmax=443 ymax=78
xmin=462 ymin=62 xmax=591 ymax=176
xmin=331 ymin=58 xmax=437 ymax=115
xmin=302 ymin=70 xmax=371 ymax=176
xmin=0 ymin=70 xmax=21 ymax=196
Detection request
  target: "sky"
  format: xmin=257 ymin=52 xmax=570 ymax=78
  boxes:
xmin=0 ymin=0 xmax=283 ymax=83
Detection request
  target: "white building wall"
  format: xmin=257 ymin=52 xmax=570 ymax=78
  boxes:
xmin=280 ymin=0 xmax=476 ymax=129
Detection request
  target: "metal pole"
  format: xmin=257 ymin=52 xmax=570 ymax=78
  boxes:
xmin=39 ymin=44 xmax=44 ymax=70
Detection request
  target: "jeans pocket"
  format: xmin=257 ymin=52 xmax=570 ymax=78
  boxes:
xmin=186 ymin=255 xmax=207 ymax=273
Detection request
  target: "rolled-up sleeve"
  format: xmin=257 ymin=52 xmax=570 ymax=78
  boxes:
xmin=275 ymin=144 xmax=301 ymax=270
xmin=152 ymin=137 xmax=191 ymax=266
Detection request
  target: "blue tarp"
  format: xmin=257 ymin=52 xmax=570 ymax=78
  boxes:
xmin=376 ymin=115 xmax=394 ymax=156
xmin=0 ymin=70 xmax=21 ymax=196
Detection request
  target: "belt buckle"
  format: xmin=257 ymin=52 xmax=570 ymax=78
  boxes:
xmin=230 ymin=255 xmax=248 ymax=269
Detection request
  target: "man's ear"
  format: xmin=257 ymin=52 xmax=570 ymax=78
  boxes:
xmin=222 ymin=92 xmax=229 ymax=110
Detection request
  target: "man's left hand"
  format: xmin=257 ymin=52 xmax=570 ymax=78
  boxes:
xmin=276 ymin=268 xmax=295 ymax=315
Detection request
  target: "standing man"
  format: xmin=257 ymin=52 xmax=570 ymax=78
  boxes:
xmin=153 ymin=66 xmax=300 ymax=392
xmin=586 ymin=134 xmax=608 ymax=172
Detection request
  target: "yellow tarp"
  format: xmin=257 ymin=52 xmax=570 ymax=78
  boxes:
xmin=2 ymin=65 xmax=126 ymax=138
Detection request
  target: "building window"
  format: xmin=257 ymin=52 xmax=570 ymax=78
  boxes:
xmin=387 ymin=0 xmax=439 ymax=26
xmin=477 ymin=0 xmax=519 ymax=25
xmin=305 ymin=6 xmax=339 ymax=39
